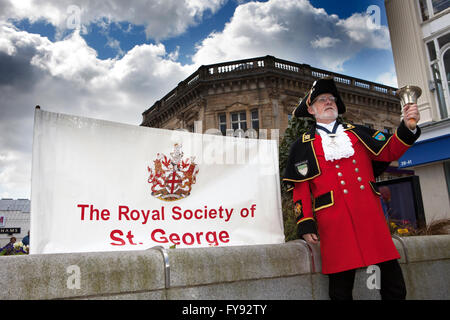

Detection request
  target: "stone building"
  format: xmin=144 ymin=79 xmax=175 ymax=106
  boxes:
xmin=142 ymin=55 xmax=401 ymax=135
xmin=141 ymin=55 xmax=405 ymax=179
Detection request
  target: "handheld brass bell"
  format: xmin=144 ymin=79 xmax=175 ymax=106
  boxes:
xmin=396 ymin=85 xmax=421 ymax=130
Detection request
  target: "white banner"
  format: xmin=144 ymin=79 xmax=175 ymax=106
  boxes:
xmin=30 ymin=109 xmax=284 ymax=254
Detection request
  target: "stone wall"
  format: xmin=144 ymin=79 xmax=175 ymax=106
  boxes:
xmin=1 ymin=235 xmax=448 ymax=300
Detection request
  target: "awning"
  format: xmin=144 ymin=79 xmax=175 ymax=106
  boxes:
xmin=399 ymin=133 xmax=450 ymax=168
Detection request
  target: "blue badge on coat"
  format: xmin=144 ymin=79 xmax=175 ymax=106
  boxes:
xmin=374 ymin=132 xmax=386 ymax=141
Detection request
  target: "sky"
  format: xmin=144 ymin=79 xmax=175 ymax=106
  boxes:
xmin=0 ymin=0 xmax=399 ymax=199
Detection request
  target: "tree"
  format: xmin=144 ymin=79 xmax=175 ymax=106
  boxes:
xmin=279 ymin=116 xmax=313 ymax=241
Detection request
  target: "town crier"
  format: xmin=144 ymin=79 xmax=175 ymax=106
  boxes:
xmin=283 ymin=77 xmax=421 ymax=300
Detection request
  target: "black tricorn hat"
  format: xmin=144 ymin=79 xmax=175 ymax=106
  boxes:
xmin=293 ymin=77 xmax=346 ymax=118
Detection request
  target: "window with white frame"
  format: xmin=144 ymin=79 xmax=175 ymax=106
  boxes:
xmin=231 ymin=111 xmax=247 ymax=131
xmin=251 ymin=109 xmax=259 ymax=131
xmin=426 ymin=31 xmax=450 ymax=119
xmin=246 ymin=109 xmax=259 ymax=139
xmin=219 ymin=113 xmax=226 ymax=135
xmin=419 ymin=0 xmax=430 ymax=20
xmin=432 ymin=0 xmax=450 ymax=15
xmin=418 ymin=0 xmax=449 ymax=21
xmin=231 ymin=111 xmax=247 ymax=138
xmin=431 ymin=62 xmax=448 ymax=118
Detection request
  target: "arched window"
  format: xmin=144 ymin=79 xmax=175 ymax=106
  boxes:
xmin=443 ymin=48 xmax=450 ymax=95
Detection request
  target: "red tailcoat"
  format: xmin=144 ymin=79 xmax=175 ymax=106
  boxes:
xmin=291 ymin=123 xmax=417 ymax=274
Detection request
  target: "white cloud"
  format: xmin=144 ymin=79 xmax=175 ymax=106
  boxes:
xmin=106 ymin=38 xmax=124 ymax=57
xmin=31 ymin=31 xmax=113 ymax=84
xmin=1 ymin=0 xmax=226 ymax=41
xmin=0 ymin=22 xmax=195 ymax=116
xmin=376 ymin=70 xmax=398 ymax=88
xmin=336 ymin=13 xmax=391 ymax=50
xmin=311 ymin=36 xmax=341 ymax=49
xmin=0 ymin=22 xmax=195 ymax=198
xmin=192 ymin=0 xmax=391 ymax=72
xmin=0 ymin=150 xmax=31 ymax=198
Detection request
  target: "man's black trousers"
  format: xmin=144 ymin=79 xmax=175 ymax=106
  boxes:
xmin=328 ymin=259 xmax=407 ymax=300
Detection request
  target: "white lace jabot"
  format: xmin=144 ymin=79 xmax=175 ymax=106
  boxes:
xmin=316 ymin=121 xmax=355 ymax=161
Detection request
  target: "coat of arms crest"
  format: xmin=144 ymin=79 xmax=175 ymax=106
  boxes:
xmin=295 ymin=161 xmax=309 ymax=176
xmin=147 ymin=143 xmax=199 ymax=201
